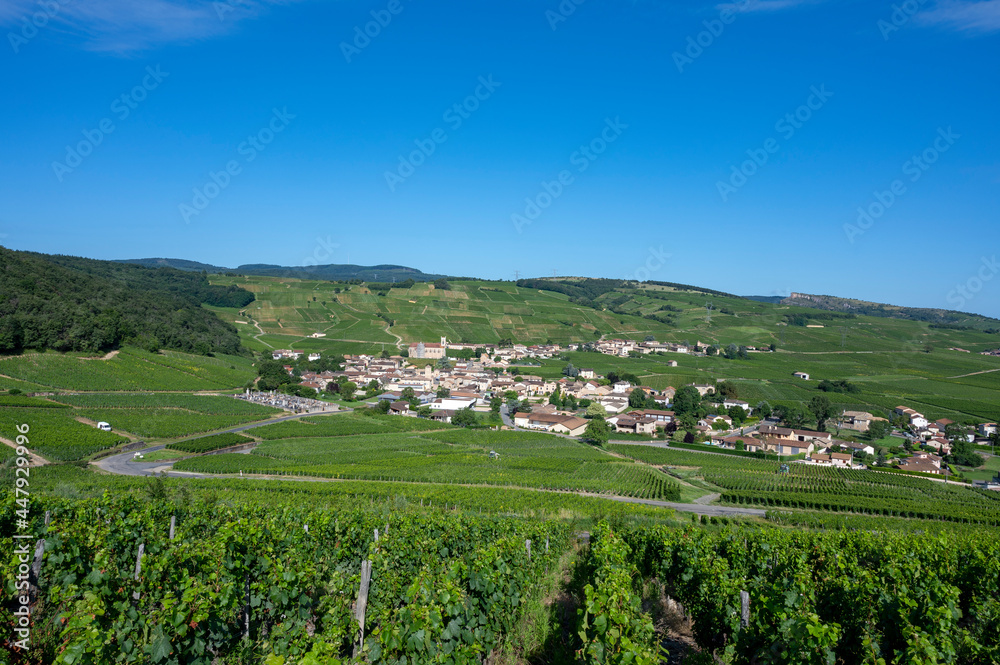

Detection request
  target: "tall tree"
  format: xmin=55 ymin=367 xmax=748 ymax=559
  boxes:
xmin=549 ymin=387 xmax=563 ymax=408
xmin=451 ymin=407 xmax=478 ymax=428
xmin=672 ymin=386 xmax=701 ymax=417
xmin=808 ymin=395 xmax=836 ymax=431
xmin=584 ymin=417 xmax=610 ymax=446
xmin=727 ymin=405 xmax=748 ymax=425
xmin=628 ymin=388 xmax=648 ymax=409
xmin=866 ymin=419 xmax=892 ymax=441
xmin=776 ymin=404 xmax=808 ymax=429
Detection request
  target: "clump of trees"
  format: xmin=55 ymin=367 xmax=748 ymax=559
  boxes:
xmin=948 ymin=439 xmax=985 ymax=468
xmin=818 ymin=379 xmax=859 ymax=394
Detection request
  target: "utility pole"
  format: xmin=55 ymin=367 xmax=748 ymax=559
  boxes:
xmin=514 ymin=270 xmax=520 ymax=281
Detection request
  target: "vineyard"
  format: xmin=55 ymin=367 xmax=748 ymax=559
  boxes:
xmin=580 ymin=521 xmax=1000 ymax=664
xmin=0 ymin=407 xmax=127 ymax=460
xmin=175 ymin=429 xmax=682 ymax=501
xmin=49 ymin=394 xmax=282 ymax=439
xmin=0 ymin=396 xmax=67 ymax=409
xmin=1 ymin=493 xmax=568 ymax=664
xmin=610 ymin=445 xmax=1000 ymax=525
xmin=13 ymin=465 xmax=681 ymax=523
xmin=0 ymin=348 xmax=254 ymax=392
xmin=7 ymin=460 xmax=1000 ymax=663
xmin=250 ymin=413 xmax=453 ymax=439
xmin=167 ymin=432 xmax=256 ymax=454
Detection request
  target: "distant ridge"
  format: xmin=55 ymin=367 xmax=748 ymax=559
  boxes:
xmin=117 ymin=258 xmax=448 ymax=283
xmin=781 ymin=292 xmax=1000 ymax=329
xmin=116 ymin=257 xmax=228 ymax=273
xmin=113 ymin=258 xmax=999 ymax=324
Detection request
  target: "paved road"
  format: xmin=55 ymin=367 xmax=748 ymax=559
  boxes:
xmin=605 ymin=496 xmax=766 ymax=517
xmin=500 ymin=404 xmax=516 ymax=429
xmin=693 ymin=492 xmax=721 ymax=505
xmin=93 ymin=408 xmax=350 ymax=477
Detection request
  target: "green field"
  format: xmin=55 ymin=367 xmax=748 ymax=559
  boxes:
xmin=249 ymin=412 xmax=453 ymax=439
xmin=176 ymin=428 xmax=681 ymax=500
xmin=0 ymin=407 xmax=128 ymax=460
xmin=0 ymin=348 xmax=256 ymax=392
xmin=48 ymin=393 xmax=282 ymax=439
xmin=508 ymin=348 xmax=1000 ymax=423
xmin=610 ymin=444 xmax=1000 ymax=524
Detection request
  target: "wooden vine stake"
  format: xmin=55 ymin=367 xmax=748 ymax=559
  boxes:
xmin=740 ymin=590 xmax=750 ymax=630
xmin=353 ymin=561 xmax=373 ymax=658
xmin=243 ymin=575 xmax=251 ymax=639
xmin=169 ymin=515 xmax=176 ymax=540
xmin=132 ymin=544 xmax=145 ymax=601
xmin=28 ymin=539 xmax=45 ymax=603
xmin=525 ymin=539 xmax=531 ymax=561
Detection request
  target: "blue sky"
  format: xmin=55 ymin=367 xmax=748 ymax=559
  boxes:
xmin=1 ymin=0 xmax=998 ymax=316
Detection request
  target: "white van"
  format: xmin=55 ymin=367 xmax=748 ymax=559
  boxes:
xmin=97 ymin=421 xmax=112 ymax=431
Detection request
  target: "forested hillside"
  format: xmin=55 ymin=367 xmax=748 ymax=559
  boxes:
xmin=782 ymin=292 xmax=1000 ymax=330
xmin=0 ymin=248 xmax=253 ymax=355
xmin=118 ymin=257 xmax=450 ymax=283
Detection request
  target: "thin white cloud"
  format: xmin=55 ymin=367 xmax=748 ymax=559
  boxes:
xmin=0 ymin=0 xmax=302 ymax=53
xmin=716 ymin=0 xmax=827 ymax=13
xmin=917 ymin=0 xmax=1000 ymax=33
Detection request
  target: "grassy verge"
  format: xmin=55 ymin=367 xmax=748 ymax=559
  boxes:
xmin=495 ymin=539 xmax=584 ymax=664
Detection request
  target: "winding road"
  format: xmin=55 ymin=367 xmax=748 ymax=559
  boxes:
xmin=93 ymin=408 xmax=350 ymax=477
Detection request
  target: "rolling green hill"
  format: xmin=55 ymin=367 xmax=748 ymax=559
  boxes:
xmin=200 ymin=273 xmax=1000 ymax=424
xmin=209 ymin=274 xmax=1000 ymax=356
xmin=781 ymin=292 xmax=1000 ymax=330
xmin=0 ymin=247 xmax=254 ymax=356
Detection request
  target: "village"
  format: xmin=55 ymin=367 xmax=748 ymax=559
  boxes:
xmin=265 ymin=337 xmax=1000 ymax=486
